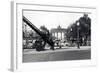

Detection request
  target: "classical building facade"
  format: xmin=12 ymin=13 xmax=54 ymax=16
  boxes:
xmin=50 ymin=25 xmax=67 ymax=40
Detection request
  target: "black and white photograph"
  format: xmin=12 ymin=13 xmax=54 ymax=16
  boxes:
xmin=22 ymin=9 xmax=91 ymax=62
xmin=10 ymin=2 xmax=97 ymax=71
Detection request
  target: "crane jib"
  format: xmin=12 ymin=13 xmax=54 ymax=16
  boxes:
xmin=23 ymin=16 xmax=54 ymax=46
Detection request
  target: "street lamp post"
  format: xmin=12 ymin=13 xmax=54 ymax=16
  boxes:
xmin=70 ymin=28 xmax=73 ymax=46
xmin=77 ymin=22 xmax=80 ymax=49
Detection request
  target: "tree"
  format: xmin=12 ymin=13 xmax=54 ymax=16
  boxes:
xmin=40 ymin=25 xmax=48 ymax=32
xmin=65 ymin=14 xmax=91 ymax=46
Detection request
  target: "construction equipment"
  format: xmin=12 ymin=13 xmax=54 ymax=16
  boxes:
xmin=23 ymin=16 xmax=54 ymax=51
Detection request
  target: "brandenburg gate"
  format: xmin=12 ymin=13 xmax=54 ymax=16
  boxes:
xmin=50 ymin=25 xmax=67 ymax=40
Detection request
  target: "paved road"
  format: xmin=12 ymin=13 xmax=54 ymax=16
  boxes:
xmin=23 ymin=46 xmax=91 ymax=62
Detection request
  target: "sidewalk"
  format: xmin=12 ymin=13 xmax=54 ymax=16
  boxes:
xmin=23 ymin=46 xmax=91 ymax=54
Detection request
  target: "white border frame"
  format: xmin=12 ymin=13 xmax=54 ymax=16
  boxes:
xmin=11 ymin=1 xmax=97 ymax=72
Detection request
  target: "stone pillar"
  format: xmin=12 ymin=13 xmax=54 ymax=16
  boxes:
xmin=52 ymin=33 xmax=54 ymax=36
xmin=54 ymin=32 xmax=55 ymax=37
xmin=57 ymin=32 xmax=58 ymax=39
xmin=61 ymin=32 xmax=62 ymax=40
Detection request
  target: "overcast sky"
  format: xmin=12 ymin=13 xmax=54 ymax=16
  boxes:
xmin=23 ymin=10 xmax=91 ymax=30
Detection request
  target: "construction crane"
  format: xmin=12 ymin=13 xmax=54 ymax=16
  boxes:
xmin=23 ymin=16 xmax=54 ymax=51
